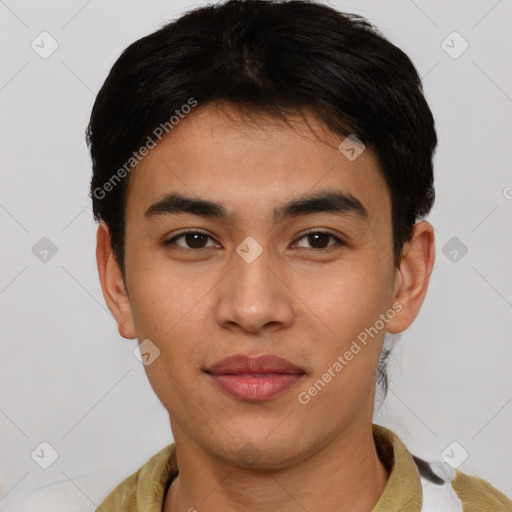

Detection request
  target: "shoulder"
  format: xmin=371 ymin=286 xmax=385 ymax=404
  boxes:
xmin=413 ymin=455 xmax=512 ymax=512
xmin=96 ymin=443 xmax=177 ymax=512
xmin=451 ymin=469 xmax=512 ymax=511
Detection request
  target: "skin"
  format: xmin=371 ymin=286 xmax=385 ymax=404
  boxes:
xmin=96 ymin=102 xmax=435 ymax=512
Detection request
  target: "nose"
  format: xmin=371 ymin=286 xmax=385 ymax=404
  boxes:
xmin=214 ymin=241 xmax=294 ymax=335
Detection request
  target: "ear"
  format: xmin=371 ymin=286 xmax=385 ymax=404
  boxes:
xmin=386 ymin=221 xmax=435 ymax=334
xmin=96 ymin=222 xmax=137 ymax=339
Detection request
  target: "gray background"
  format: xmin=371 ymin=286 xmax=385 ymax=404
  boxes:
xmin=1 ymin=0 xmax=511 ymax=508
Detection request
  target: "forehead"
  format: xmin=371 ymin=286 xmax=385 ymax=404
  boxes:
xmin=125 ymin=103 xmax=391 ymax=227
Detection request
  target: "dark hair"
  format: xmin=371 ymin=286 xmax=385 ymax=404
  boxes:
xmin=87 ymin=0 xmax=436 ymax=399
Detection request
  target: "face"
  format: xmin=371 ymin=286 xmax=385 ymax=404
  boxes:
xmin=98 ymin=102 xmax=433 ymax=469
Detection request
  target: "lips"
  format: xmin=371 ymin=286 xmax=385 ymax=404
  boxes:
xmin=206 ymin=354 xmax=305 ymax=375
xmin=205 ymin=354 xmax=306 ymax=401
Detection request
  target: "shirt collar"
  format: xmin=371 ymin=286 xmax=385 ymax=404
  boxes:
xmin=371 ymin=423 xmax=423 ymax=511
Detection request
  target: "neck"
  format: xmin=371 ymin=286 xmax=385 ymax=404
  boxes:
xmin=164 ymin=422 xmax=389 ymax=512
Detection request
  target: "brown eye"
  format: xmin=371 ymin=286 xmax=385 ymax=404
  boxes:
xmin=295 ymin=231 xmax=344 ymax=250
xmin=165 ymin=231 xmax=218 ymax=250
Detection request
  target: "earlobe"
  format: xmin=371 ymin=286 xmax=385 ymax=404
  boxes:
xmin=96 ymin=222 xmax=137 ymax=339
xmin=386 ymin=221 xmax=435 ymax=334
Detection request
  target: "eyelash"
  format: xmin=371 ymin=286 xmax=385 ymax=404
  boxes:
xmin=163 ymin=229 xmax=346 ymax=252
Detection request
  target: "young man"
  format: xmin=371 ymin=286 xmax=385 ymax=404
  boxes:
xmin=88 ymin=1 xmax=512 ymax=510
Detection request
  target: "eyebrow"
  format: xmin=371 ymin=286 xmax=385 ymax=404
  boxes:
xmin=144 ymin=189 xmax=369 ymax=223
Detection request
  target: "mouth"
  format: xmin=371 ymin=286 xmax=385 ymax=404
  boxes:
xmin=205 ymin=354 xmax=306 ymax=401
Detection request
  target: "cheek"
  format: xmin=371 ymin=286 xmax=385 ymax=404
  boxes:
xmin=126 ymin=253 xmax=211 ymax=365
xmin=294 ymin=258 xmax=394 ymax=394
xmin=136 ymin=306 xmax=207 ymax=414
xmin=126 ymin=247 xmax=212 ymax=338
xmin=295 ymin=253 xmax=392 ymax=330
xmin=295 ymin=269 xmax=390 ymax=415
